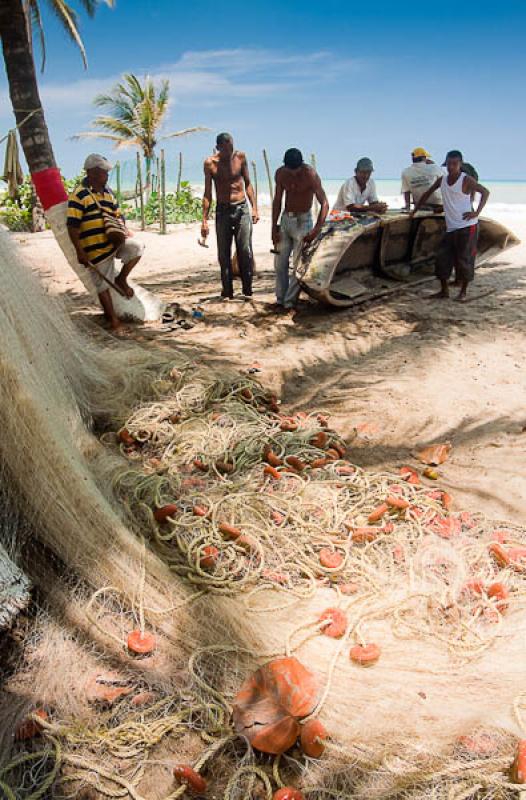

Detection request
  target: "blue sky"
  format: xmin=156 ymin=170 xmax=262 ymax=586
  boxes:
xmin=1 ymin=0 xmax=525 ymax=180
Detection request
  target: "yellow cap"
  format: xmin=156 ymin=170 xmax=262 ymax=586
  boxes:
xmin=412 ymin=147 xmax=430 ymax=158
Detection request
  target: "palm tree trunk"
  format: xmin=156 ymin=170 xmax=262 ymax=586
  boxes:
xmin=0 ymin=0 xmax=55 ymax=173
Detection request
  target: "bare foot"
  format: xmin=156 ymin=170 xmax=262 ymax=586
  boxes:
xmin=109 ymin=318 xmax=127 ymax=335
xmin=115 ymin=273 xmax=135 ymax=299
xmin=429 ymin=290 xmax=449 ymax=300
xmin=455 ymin=292 xmax=468 ymax=303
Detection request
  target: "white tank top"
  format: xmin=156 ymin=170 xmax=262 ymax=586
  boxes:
xmin=441 ymin=172 xmax=474 ymax=232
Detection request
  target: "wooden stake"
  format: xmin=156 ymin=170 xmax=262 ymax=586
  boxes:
xmin=251 ymin=160 xmax=258 ymax=207
xmin=263 ymin=149 xmax=273 ymax=204
xmin=176 ymin=151 xmax=183 ymax=195
xmin=136 ymin=152 xmax=145 ymax=231
xmin=160 ymin=148 xmax=167 ymax=235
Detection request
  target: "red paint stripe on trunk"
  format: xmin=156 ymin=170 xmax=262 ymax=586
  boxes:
xmin=31 ymin=168 xmax=67 ymax=210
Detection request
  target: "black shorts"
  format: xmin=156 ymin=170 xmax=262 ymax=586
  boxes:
xmin=435 ymin=225 xmax=478 ymax=283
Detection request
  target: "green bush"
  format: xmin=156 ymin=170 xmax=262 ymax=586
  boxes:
xmin=0 ymin=175 xmax=34 ymax=231
xmin=123 ymin=181 xmax=205 ymax=225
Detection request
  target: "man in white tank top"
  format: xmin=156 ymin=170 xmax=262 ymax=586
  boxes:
xmin=412 ymin=150 xmax=489 ymax=302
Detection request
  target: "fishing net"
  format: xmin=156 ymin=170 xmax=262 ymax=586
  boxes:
xmin=1 ymin=230 xmax=526 ymax=799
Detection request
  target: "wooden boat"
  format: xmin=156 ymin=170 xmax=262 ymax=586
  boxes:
xmin=296 ymin=210 xmax=520 ymax=307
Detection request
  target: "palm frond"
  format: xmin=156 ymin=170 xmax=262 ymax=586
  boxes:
xmin=26 ymin=0 xmax=47 ymax=72
xmin=47 ymin=0 xmax=88 ymax=69
xmin=160 ymin=126 xmax=210 ymax=139
xmin=70 ymin=131 xmax=124 ymax=142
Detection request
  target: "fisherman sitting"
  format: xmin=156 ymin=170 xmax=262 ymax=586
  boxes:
xmin=401 ymin=147 xmax=444 ymax=211
xmin=333 ymin=157 xmax=387 ymax=214
xmin=67 ymin=154 xmax=144 ymax=331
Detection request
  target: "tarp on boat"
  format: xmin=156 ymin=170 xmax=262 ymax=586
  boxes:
xmin=296 ymin=211 xmax=520 ymax=307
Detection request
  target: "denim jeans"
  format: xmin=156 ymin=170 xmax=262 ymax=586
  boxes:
xmin=215 ymin=201 xmax=254 ymax=298
xmin=274 ymin=211 xmax=313 ymax=307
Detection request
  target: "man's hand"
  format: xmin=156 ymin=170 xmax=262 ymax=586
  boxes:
xmin=463 ymin=211 xmax=478 ymax=221
xmin=272 ymin=225 xmax=280 ymax=248
xmin=252 ymin=209 xmax=260 ymax=225
xmin=303 ymin=228 xmax=319 ymax=245
xmin=201 ymin=220 xmax=209 ymax=239
xmin=76 ymin=248 xmax=90 ymax=267
xmin=370 ymin=202 xmax=388 ymax=214
xmin=125 ymin=227 xmax=134 ymax=238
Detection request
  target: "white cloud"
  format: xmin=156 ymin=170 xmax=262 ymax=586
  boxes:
xmin=0 ymin=47 xmax=362 ymax=120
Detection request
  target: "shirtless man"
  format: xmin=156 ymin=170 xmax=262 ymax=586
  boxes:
xmin=201 ymin=132 xmax=259 ymax=300
xmin=271 ymin=148 xmax=329 ymax=312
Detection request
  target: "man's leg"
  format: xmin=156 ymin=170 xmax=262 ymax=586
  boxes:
xmin=454 ymin=225 xmax=477 ymax=303
xmin=98 ymin=289 xmax=122 ymax=331
xmin=283 ymin=215 xmax=313 ymax=309
xmin=233 ymin=203 xmax=254 ymax=297
xmin=114 ymin=239 xmax=145 ymax=298
xmin=433 ymin=232 xmax=455 ymax=299
xmin=274 ymin=216 xmax=293 ymax=307
xmin=215 ymin=209 xmax=234 ymax=299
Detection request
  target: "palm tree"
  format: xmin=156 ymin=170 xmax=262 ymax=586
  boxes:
xmin=25 ymin=0 xmax=114 ymax=70
xmin=0 ymin=0 xmax=112 ymax=177
xmin=74 ymin=73 xmax=208 ymax=192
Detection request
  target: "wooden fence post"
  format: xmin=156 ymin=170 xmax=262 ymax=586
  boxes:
xmin=176 ymin=151 xmax=183 ymax=195
xmin=251 ymin=160 xmax=258 ymax=207
xmin=263 ymin=149 xmax=273 ymax=205
xmin=160 ymin=148 xmax=167 ymax=235
xmin=136 ymin=152 xmax=145 ymax=231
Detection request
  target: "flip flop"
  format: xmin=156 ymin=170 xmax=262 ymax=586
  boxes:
xmin=162 ymin=311 xmax=176 ymax=324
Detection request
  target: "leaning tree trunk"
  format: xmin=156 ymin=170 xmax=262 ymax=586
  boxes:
xmin=0 ymin=0 xmax=163 ymax=322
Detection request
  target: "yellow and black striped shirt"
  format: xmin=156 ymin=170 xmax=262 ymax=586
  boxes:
xmin=67 ymin=179 xmax=122 ymax=264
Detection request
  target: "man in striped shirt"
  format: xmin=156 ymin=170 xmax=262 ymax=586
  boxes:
xmin=67 ymin=154 xmax=144 ymax=330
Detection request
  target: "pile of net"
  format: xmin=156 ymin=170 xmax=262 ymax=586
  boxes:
xmin=1 ymin=230 xmax=526 ymax=799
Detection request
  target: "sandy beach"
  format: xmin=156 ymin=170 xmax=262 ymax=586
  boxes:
xmin=11 ymin=211 xmax=526 ymax=527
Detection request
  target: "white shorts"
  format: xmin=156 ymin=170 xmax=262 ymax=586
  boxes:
xmin=90 ymin=238 xmax=145 ymax=293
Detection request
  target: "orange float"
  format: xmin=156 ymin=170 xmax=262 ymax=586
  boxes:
xmin=153 ymin=504 xmax=179 ymax=523
xmin=300 ymin=719 xmax=328 ymax=758
xmin=368 ymin=503 xmax=389 ymax=523
xmin=173 ymin=765 xmax=207 ymax=794
xmin=200 ymin=545 xmax=219 ymax=569
xmin=512 ymin=739 xmax=526 ymax=783
xmin=319 ymin=608 xmax=347 ymax=638
xmin=273 ymin=790 xmax=305 ymax=800
xmin=264 ymin=465 xmax=282 ymax=481
xmin=487 ymin=582 xmax=509 ymax=613
xmin=319 ymin=548 xmax=344 ymax=569
xmin=350 ymin=643 xmax=381 ymax=667
xmin=399 ymin=466 xmax=420 ymax=485
xmin=15 ymin=709 xmax=48 ymax=741
xmin=127 ymin=629 xmax=156 ymax=656
xmin=233 ymin=657 xmax=318 ymax=754
xmin=219 ymin=522 xmax=241 ymax=539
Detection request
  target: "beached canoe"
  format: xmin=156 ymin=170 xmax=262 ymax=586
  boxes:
xmin=296 ymin=211 xmax=520 ymax=306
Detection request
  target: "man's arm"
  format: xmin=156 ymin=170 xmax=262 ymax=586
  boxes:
xmin=304 ymin=174 xmax=329 ymax=244
xmin=67 ymin=225 xmax=90 ymax=266
xmin=66 ymin=193 xmax=90 ymax=265
xmin=241 ymin=155 xmax=259 ymax=224
xmin=271 ymin=170 xmax=284 ymax=248
xmin=462 ymin=176 xmax=490 ymax=220
xmin=201 ymin=160 xmax=213 ymax=239
xmin=403 ymin=191 xmax=411 ymax=211
xmin=412 ymin=177 xmax=442 ymax=214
